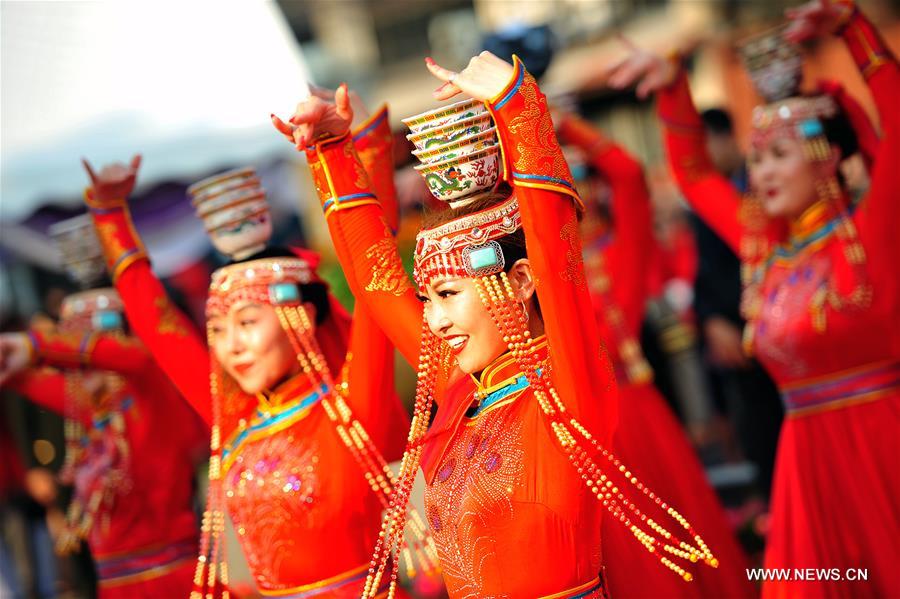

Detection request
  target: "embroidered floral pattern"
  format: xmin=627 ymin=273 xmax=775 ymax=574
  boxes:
xmin=559 ymin=216 xmax=587 ymax=287
xmin=224 ymin=434 xmax=320 ymax=589
xmin=423 ymin=408 xmax=525 ymax=599
xmin=96 ymin=222 xmax=129 ymax=268
xmin=364 ymin=220 xmax=412 ymax=296
xmin=506 ymin=73 xmax=575 ymax=188
xmin=154 ymin=296 xmax=187 ymax=337
xmin=342 ymin=139 xmax=369 ymax=189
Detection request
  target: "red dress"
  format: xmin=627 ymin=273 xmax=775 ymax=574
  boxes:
xmin=304 ymin=58 xmax=714 ymax=597
xmin=560 ymin=116 xmax=756 ymax=598
xmin=87 ymin=106 xmax=411 ymax=598
xmin=658 ymin=8 xmax=900 ymax=597
xmin=10 ymin=330 xmax=205 ymax=599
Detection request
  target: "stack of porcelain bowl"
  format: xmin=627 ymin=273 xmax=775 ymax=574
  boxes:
xmin=187 ymin=167 xmax=273 ymax=260
xmin=404 ymin=98 xmax=500 ymax=207
xmin=49 ymin=214 xmax=107 ymax=288
xmin=738 ymin=25 xmax=803 ymax=102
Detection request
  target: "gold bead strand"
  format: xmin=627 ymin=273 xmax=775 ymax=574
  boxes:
xmin=364 ymin=324 xmax=440 ymax=597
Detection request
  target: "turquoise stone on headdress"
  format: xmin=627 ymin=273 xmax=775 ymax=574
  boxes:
xmin=92 ymin=311 xmax=123 ymax=331
xmin=798 ymin=118 xmax=824 ymax=138
xmin=469 ymin=246 xmax=499 ymax=270
xmin=463 ymin=241 xmax=505 ymax=277
xmin=268 ymin=282 xmax=301 ymax=305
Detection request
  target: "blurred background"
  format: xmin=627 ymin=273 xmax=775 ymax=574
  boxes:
xmin=2 ymin=1 xmax=899 ymax=597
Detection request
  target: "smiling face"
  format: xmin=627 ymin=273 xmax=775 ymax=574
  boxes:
xmin=208 ymin=301 xmax=310 ymax=394
xmin=417 ymin=258 xmax=540 ymax=376
xmin=748 ymin=134 xmax=838 ymax=220
xmin=418 ymin=276 xmax=508 ymax=375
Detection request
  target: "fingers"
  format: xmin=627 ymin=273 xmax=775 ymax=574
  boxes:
xmin=290 ymin=96 xmax=324 ymax=125
xmin=292 ymin=124 xmax=314 ymax=149
xmin=424 ymin=57 xmax=457 ymax=84
xmin=601 ymin=54 xmax=630 ymax=82
xmin=426 ymin=57 xmax=463 ymax=99
xmin=271 ymin=114 xmax=295 ymax=140
xmin=635 ymin=80 xmax=652 ymax=100
xmin=607 ymin=57 xmax=646 ymax=89
xmin=82 ymin=158 xmax=98 ymax=183
xmin=783 ymin=21 xmax=813 ymax=43
xmin=433 ymin=81 xmax=462 ymax=101
xmin=130 ymin=154 xmax=142 ymax=172
xmin=475 ymin=50 xmax=509 ymax=68
xmin=288 ymin=105 xmax=322 ymax=127
xmin=334 ymin=83 xmax=353 ymax=122
xmin=635 ymin=69 xmax=665 ymax=99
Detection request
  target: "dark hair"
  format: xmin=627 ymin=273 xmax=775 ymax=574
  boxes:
xmin=230 ymin=246 xmax=331 ymax=325
xmin=817 ymin=101 xmax=859 ymax=162
xmin=422 ymin=188 xmax=542 ymax=320
xmin=482 ymin=24 xmax=556 ymax=81
xmin=700 ymin=108 xmax=734 ymax=135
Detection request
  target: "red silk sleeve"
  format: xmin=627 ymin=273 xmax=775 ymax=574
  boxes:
xmin=353 ymin=105 xmax=400 ymax=232
xmin=657 ymin=71 xmax=744 ymax=253
xmin=840 ymin=6 xmax=900 ymax=285
xmin=558 ymin=115 xmax=653 ymax=333
xmin=340 ymin=110 xmax=410 ymax=457
xmin=6 ymin=368 xmax=67 ymax=416
xmin=86 ymin=196 xmax=212 ymax=425
xmin=28 ymin=329 xmax=154 ymax=377
xmin=305 ymin=132 xmax=423 ymax=369
xmin=487 ymin=56 xmax=619 ymax=442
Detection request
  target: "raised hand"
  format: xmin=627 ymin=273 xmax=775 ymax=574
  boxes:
xmin=308 ymin=83 xmax=370 ymax=129
xmin=0 ymin=332 xmax=33 ymax=387
xmin=271 ymin=84 xmax=353 ymax=150
xmin=784 ymin=0 xmax=852 ymax=44
xmin=605 ymin=36 xmax=678 ymax=100
xmin=82 ymin=155 xmax=142 ymax=203
xmin=424 ymin=51 xmax=514 ymax=102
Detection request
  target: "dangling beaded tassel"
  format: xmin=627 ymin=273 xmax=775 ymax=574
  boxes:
xmin=364 ymin=323 xmax=444 ymax=598
xmin=57 ymin=370 xmax=131 ymax=556
xmin=738 ymin=192 xmax=771 ymax=355
xmin=192 ymin=324 xmax=230 ymax=599
xmin=274 ymin=305 xmax=440 ymax=588
xmin=808 ymin=174 xmax=872 ymax=333
xmin=474 ymin=271 xmax=718 ymax=581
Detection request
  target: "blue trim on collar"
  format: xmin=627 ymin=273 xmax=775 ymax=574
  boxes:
xmin=222 ymin=382 xmax=329 ymax=462
xmin=471 ymin=367 xmax=543 ymax=417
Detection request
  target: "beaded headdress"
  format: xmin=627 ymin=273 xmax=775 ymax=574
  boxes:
xmin=413 ymin=196 xmax=520 ymax=288
xmin=737 ymin=27 xmax=871 ymax=350
xmin=206 ymin=257 xmax=316 ymax=316
xmin=59 ymin=288 xmax=126 ymax=334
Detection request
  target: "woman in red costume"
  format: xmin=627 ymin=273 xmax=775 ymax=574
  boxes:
xmin=273 ymin=53 xmax=719 ymax=599
xmin=559 ymin=115 xmax=756 ymax=598
xmin=608 ymin=0 xmax=900 ymax=596
xmin=0 ymin=287 xmax=205 ymax=599
xmin=80 ymin=107 xmax=422 ymax=599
